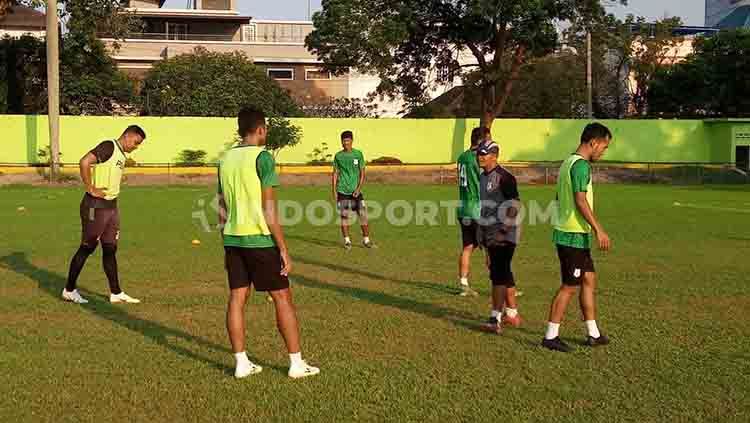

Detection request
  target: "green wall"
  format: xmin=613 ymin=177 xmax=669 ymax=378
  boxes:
xmin=0 ymin=115 xmax=734 ymax=165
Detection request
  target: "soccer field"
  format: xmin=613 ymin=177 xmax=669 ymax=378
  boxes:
xmin=1 ymin=184 xmax=749 ymax=422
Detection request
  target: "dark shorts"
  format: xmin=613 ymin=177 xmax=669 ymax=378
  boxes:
xmin=459 ymin=218 xmax=480 ymax=248
xmin=225 ymin=246 xmax=290 ymax=292
xmin=337 ymin=192 xmax=366 ymax=215
xmin=80 ymin=195 xmax=120 ymax=246
xmin=488 ymin=244 xmax=516 ymax=287
xmin=556 ymin=244 xmax=595 ymax=286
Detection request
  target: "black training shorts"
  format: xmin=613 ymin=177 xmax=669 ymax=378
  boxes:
xmin=556 ymin=244 xmax=595 ymax=286
xmin=225 ymin=246 xmax=290 ymax=292
xmin=459 ymin=218 xmax=480 ymax=248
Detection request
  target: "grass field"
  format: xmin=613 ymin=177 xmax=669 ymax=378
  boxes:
xmin=1 ymin=183 xmax=749 ymax=422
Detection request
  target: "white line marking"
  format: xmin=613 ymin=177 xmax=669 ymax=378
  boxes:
xmin=673 ymin=202 xmax=750 ymax=213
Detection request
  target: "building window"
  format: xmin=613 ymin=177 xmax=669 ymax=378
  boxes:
xmin=267 ymin=68 xmax=295 ymax=80
xmin=305 ymin=69 xmax=332 ymax=80
xmin=242 ymin=24 xmax=257 ymax=42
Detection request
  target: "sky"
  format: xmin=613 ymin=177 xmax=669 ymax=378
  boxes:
xmin=162 ymin=0 xmax=705 ymax=26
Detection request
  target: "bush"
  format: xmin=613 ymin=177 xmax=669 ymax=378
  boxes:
xmin=141 ymin=47 xmax=302 ymax=117
xmin=37 ymin=146 xmax=62 ymax=166
xmin=300 ymin=97 xmax=379 ymax=118
xmin=176 ymin=149 xmax=208 ymax=167
xmin=307 ymin=142 xmax=333 ymax=165
xmin=370 ymin=156 xmax=403 ymax=165
xmin=266 ymin=117 xmax=303 ymax=158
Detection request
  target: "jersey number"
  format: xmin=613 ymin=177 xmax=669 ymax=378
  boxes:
xmin=458 ymin=164 xmax=468 ymax=187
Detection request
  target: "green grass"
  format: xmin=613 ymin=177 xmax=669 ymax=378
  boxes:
xmin=1 ymin=184 xmax=749 ymax=422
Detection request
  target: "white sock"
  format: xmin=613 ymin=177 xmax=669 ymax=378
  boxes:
xmin=545 ymin=322 xmax=560 ymax=340
xmin=505 ymin=308 xmax=518 ymax=318
xmin=459 ymin=277 xmax=469 ymax=287
xmin=490 ymin=310 xmax=501 ymax=319
xmin=289 ymin=352 xmax=304 ymax=367
xmin=363 ymin=236 xmax=370 ymax=244
xmin=344 ymin=237 xmax=351 ymax=244
xmin=585 ymin=320 xmax=601 ymax=338
xmin=234 ymin=351 xmax=250 ymax=366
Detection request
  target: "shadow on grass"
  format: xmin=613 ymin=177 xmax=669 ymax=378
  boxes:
xmin=286 ymin=234 xmax=343 ymax=248
xmin=0 ymin=252 xmax=284 ymax=374
xmin=294 ymin=253 xmax=458 ymax=295
xmin=291 ymin=273 xmax=483 ymax=332
xmin=292 ymin=266 xmax=546 ymax=348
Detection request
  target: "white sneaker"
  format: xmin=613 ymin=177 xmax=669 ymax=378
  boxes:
xmin=458 ymin=285 xmax=479 ymax=297
xmin=110 ymin=292 xmax=141 ymax=304
xmin=235 ymin=361 xmax=263 ymax=379
xmin=62 ymin=289 xmax=89 ymax=304
xmin=288 ymin=361 xmax=320 ymax=379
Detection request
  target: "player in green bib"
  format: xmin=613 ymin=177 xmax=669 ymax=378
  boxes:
xmin=332 ymin=130 xmax=373 ymax=249
xmin=219 ymin=108 xmax=319 ymax=379
xmin=454 ymin=127 xmax=489 ymax=296
xmin=62 ymin=126 xmax=146 ymax=305
xmin=542 ymin=123 xmax=612 ymax=352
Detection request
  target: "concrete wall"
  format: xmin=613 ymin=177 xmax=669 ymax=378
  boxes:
xmin=0 ymin=116 xmax=733 ymax=165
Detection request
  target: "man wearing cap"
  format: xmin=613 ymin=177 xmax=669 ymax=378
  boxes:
xmin=476 ymin=141 xmax=523 ymax=334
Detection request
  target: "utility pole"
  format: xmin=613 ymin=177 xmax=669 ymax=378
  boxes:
xmin=46 ymin=0 xmax=60 ymax=181
xmin=586 ymin=30 xmax=593 ymax=120
xmin=307 ymin=0 xmax=311 ymax=20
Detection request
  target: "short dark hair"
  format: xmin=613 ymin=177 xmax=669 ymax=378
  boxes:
xmin=580 ymin=123 xmax=612 ymax=144
xmin=341 ymin=130 xmax=354 ymax=141
xmin=470 ymin=127 xmax=491 ymax=146
xmin=470 ymin=128 xmax=483 ymax=146
xmin=238 ymin=107 xmax=266 ymax=137
xmin=123 ymin=125 xmax=146 ymax=140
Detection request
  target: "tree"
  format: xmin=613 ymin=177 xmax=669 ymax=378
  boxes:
xmin=0 ymin=34 xmax=135 ymax=115
xmin=60 ymin=32 xmax=135 ymax=115
xmin=266 ymin=116 xmax=302 ymax=159
xmin=0 ymin=34 xmax=47 ymax=113
xmin=564 ymin=12 xmax=628 ymax=118
xmin=1 ymin=0 xmax=138 ymax=41
xmin=141 ymin=47 xmax=302 ymax=117
xmin=649 ymin=29 xmax=750 ymax=118
xmin=306 ymin=0 xmax=625 ymax=128
xmin=618 ymin=16 xmax=684 ymax=116
xmin=407 ymin=52 xmax=589 ymax=118
xmin=0 ymin=1 xmax=138 ymax=115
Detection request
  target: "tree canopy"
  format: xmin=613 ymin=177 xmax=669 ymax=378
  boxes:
xmin=141 ymin=47 xmax=302 ymax=117
xmin=307 ymin=0 xmax=626 ymax=127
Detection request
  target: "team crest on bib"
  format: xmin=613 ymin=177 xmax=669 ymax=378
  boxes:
xmin=573 ymin=268 xmax=581 ymax=278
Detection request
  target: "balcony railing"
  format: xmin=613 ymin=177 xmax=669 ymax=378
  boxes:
xmin=247 ymin=34 xmax=308 ymax=43
xmin=98 ymin=32 xmax=308 ymax=43
xmin=99 ymin=32 xmax=236 ymax=42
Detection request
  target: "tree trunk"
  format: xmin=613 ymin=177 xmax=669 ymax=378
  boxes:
xmin=479 ymin=85 xmax=495 ymax=129
xmin=481 ymin=45 xmax=526 ymax=131
xmin=46 ymin=2 xmax=60 ymax=181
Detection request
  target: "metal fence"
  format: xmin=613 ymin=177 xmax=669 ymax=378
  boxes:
xmin=2 ymin=162 xmax=748 ymax=186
